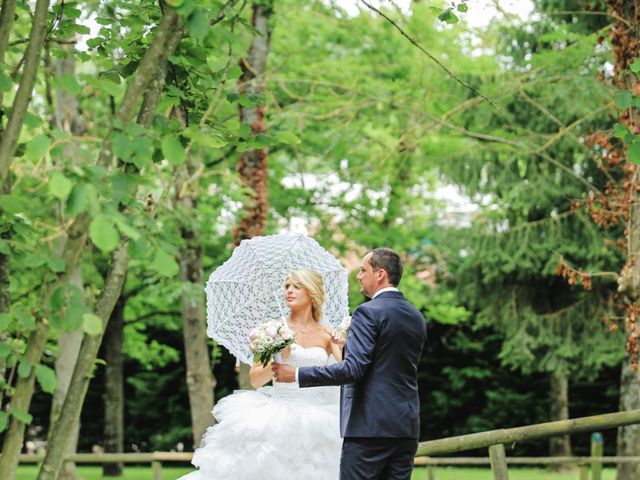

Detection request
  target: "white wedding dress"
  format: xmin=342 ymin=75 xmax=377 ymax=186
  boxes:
xmin=177 ymin=344 xmax=342 ymax=480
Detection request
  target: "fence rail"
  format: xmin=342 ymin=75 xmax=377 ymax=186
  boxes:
xmin=414 ymin=456 xmax=640 ymax=465
xmin=415 ymin=408 xmax=640 ymax=479
xmin=416 ymin=409 xmax=640 ymax=456
xmin=17 ymin=409 xmax=640 ymax=480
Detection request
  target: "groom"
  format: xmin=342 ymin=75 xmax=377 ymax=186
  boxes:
xmin=272 ymin=247 xmax=427 ymax=480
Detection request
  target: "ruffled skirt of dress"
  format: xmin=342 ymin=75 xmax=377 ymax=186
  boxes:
xmin=177 ymin=383 xmax=341 ymax=480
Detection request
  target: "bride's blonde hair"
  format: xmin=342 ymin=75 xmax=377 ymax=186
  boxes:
xmin=286 ymin=269 xmax=325 ymax=323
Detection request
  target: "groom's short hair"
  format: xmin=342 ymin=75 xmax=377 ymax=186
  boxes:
xmin=369 ymin=248 xmax=403 ymax=286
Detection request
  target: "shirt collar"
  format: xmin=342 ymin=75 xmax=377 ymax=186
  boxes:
xmin=372 ymin=287 xmax=400 ymax=299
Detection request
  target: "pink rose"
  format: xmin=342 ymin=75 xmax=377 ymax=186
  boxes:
xmin=341 ymin=316 xmax=351 ymax=329
xmin=266 ymin=326 xmax=278 ymax=338
xmin=249 ymin=328 xmax=258 ymax=340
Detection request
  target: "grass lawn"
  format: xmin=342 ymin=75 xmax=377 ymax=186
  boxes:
xmin=16 ymin=465 xmax=618 ymax=480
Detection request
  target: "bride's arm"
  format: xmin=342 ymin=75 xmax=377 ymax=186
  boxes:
xmin=249 ymin=362 xmax=273 ymax=389
xmin=324 ymin=328 xmax=343 ymax=362
xmin=330 ymin=339 xmax=343 ymax=362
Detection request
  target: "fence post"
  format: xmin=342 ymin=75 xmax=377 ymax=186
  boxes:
xmin=152 ymin=460 xmax=162 ymax=480
xmin=591 ymin=432 xmax=603 ymax=480
xmin=579 ymin=463 xmax=589 ymax=480
xmin=488 ymin=444 xmax=510 ymax=480
xmin=427 ymin=465 xmax=436 ymax=480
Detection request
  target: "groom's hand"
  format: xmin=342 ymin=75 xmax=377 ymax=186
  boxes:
xmin=271 ymin=363 xmax=296 ymax=383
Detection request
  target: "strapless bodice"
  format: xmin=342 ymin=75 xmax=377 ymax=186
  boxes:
xmin=284 ymin=343 xmax=330 ymax=368
xmin=269 ymin=343 xmax=334 ymax=403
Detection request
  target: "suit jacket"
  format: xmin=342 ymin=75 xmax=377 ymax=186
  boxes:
xmin=298 ymin=291 xmax=427 ymax=438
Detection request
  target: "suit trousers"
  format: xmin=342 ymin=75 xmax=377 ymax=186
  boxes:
xmin=339 ymin=437 xmax=418 ymax=480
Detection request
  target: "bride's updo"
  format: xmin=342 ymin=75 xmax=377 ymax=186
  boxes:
xmin=286 ymin=269 xmax=325 ymax=323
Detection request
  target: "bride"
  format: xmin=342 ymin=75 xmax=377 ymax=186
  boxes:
xmin=178 ymin=269 xmax=344 ymax=480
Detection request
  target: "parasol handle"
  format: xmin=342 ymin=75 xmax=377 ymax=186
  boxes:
xmin=272 ymin=289 xmax=288 ymax=325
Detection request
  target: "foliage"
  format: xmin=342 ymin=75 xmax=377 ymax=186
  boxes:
xmin=0 ymin=0 xmax=629 ymax=456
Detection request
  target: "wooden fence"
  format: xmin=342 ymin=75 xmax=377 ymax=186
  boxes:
xmin=17 ymin=452 xmax=640 ymax=479
xmin=17 ymin=408 xmax=640 ymax=480
xmin=415 ymin=408 xmax=640 ymax=479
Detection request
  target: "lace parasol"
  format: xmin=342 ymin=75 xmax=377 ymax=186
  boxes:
xmin=205 ymin=234 xmax=349 ymax=364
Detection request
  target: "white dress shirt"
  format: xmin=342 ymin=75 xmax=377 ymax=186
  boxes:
xmin=292 ymin=287 xmax=400 ymax=383
xmin=372 ymin=286 xmax=399 ymax=298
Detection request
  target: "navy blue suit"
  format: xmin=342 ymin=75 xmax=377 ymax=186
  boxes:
xmin=298 ymin=291 xmax=427 ymax=479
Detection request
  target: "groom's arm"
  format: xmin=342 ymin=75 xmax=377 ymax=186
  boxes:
xmin=298 ymin=306 xmax=378 ymax=387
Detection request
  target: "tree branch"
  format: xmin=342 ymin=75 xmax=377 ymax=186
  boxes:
xmin=125 ymin=310 xmax=181 ymax=324
xmin=0 ymin=0 xmax=51 ymax=187
xmin=359 ymin=0 xmax=498 ymax=110
xmin=0 ymin=0 xmax=17 ymax=62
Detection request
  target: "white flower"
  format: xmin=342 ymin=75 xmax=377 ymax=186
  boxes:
xmin=341 ymin=316 xmax=352 ymax=329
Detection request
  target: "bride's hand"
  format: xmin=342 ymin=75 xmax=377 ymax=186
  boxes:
xmin=330 ymin=331 xmax=346 ymax=347
xmin=280 ymin=345 xmax=292 ymax=360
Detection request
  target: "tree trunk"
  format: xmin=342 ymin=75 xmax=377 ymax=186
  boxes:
xmin=47 ymin=38 xmax=86 ymax=480
xmin=0 ymin=0 xmax=11 ymax=411
xmin=232 ymin=1 xmax=273 ymax=389
xmin=0 ymin=0 xmax=17 ymax=391
xmin=617 ymin=355 xmax=640 ymax=480
xmin=176 ymin=159 xmax=216 ymax=448
xmin=48 ymin=268 xmax=83 ymax=480
xmin=103 ymin=297 xmax=124 ymax=476
xmin=0 ymin=0 xmax=50 ymax=185
xmin=0 ymin=317 xmax=49 ymax=480
xmin=37 ymin=244 xmax=130 ymax=480
xmin=50 ymin=328 xmax=82 ymax=480
xmin=236 ymin=363 xmax=252 ymax=390
xmin=0 ymin=0 xmax=53 ymax=475
xmin=604 ymin=2 xmax=640 ymax=478
xmin=549 ymin=371 xmax=572 ymax=470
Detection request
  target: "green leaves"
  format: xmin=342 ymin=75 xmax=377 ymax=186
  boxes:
xmin=0 ymin=313 xmax=10 ymax=331
xmin=112 ymin=132 xmax=130 ymax=160
xmin=0 ymin=71 xmax=12 ymax=92
xmin=47 ymin=257 xmax=67 ymax=273
xmin=89 ymin=215 xmax=120 ymax=253
xmin=111 ymin=128 xmax=153 ymax=169
xmin=628 ymin=142 xmax=640 ymax=164
xmin=0 ymin=411 xmax=7 ymax=432
xmin=36 ymin=365 xmax=57 ymax=393
xmin=66 ymin=183 xmax=98 ymax=216
xmin=613 ymin=123 xmax=630 ymax=139
xmin=187 ymin=10 xmax=209 ymax=42
xmin=18 ymin=359 xmax=32 ymax=379
xmin=11 ymin=408 xmax=33 ymax=424
xmin=616 ymin=91 xmax=633 ymax=109
xmin=49 ymin=172 xmax=73 ymax=200
xmin=438 ymin=8 xmax=459 ymax=24
xmin=150 ymin=249 xmax=179 ymax=277
xmin=618 ymin=120 xmax=640 ymax=164
xmin=24 ymin=135 xmax=50 ymax=162
xmin=161 ymin=136 xmax=186 ymax=165
xmin=82 ymin=313 xmax=103 ymax=336
xmin=277 ymin=132 xmax=301 ymax=145
xmin=183 ymin=127 xmax=226 ymax=149
xmin=57 ymin=73 xmax=82 ymax=95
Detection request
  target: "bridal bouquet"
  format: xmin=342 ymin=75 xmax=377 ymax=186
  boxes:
xmin=334 ymin=315 xmax=352 ymax=340
xmin=249 ymin=320 xmax=296 ymax=367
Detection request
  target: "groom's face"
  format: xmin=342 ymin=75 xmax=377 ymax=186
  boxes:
xmin=356 ymin=254 xmax=376 ymax=298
